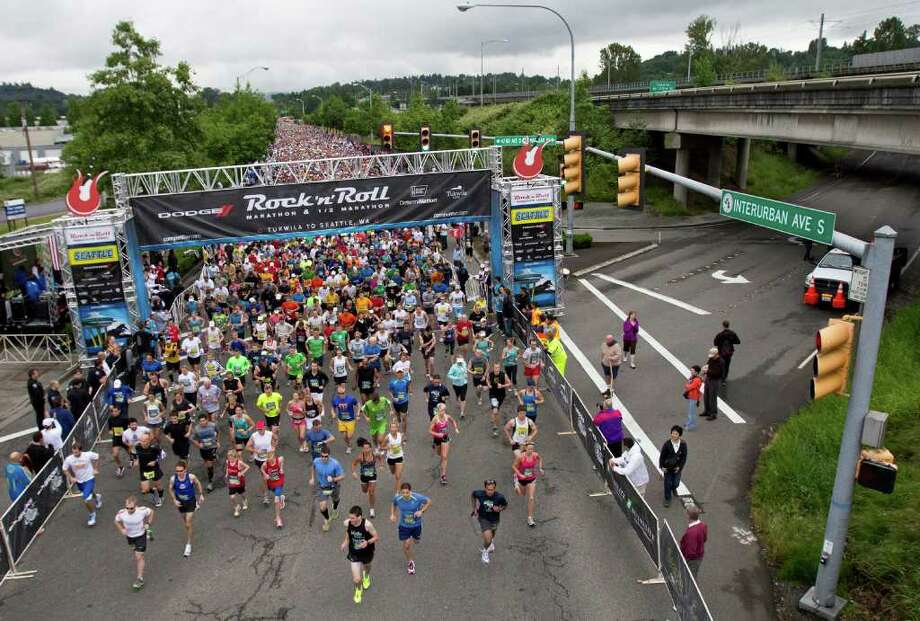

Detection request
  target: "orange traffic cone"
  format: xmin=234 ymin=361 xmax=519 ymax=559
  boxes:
xmin=803 ymin=282 xmax=819 ymax=305
xmin=831 ymin=282 xmax=846 ymax=309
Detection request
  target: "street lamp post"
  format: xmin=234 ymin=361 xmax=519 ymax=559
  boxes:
xmin=459 ymin=3 xmax=577 ymax=254
xmin=235 ymin=66 xmax=269 ymax=90
xmin=296 ymin=98 xmax=305 ymax=117
xmin=479 ymin=39 xmax=510 ymax=106
xmin=353 ymin=82 xmax=373 ymax=112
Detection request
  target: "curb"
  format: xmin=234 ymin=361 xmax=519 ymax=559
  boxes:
xmin=574 ymin=217 xmax=734 ymax=231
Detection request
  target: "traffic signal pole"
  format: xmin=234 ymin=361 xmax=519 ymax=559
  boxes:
xmin=800 ymin=226 xmax=896 ymax=619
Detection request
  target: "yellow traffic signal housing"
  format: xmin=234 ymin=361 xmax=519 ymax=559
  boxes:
xmin=562 ymin=132 xmax=583 ymax=195
xmin=617 ymin=149 xmax=645 ymax=208
xmin=380 ymin=123 xmax=393 ymax=151
xmin=811 ymin=318 xmax=855 ymax=399
xmin=469 ymin=128 xmax=481 ymax=148
xmin=420 ymin=125 xmax=431 ymax=152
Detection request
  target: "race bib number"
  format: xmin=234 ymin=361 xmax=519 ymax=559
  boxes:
xmin=143 ymin=470 xmax=156 ymax=480
xmin=403 ymin=514 xmax=416 ymax=525
xmin=228 ymin=476 xmax=240 ymax=486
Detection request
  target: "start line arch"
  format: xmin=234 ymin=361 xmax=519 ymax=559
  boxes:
xmin=98 ymin=146 xmax=562 ymax=358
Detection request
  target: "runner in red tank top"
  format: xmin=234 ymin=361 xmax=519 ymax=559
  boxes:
xmin=261 ymin=452 xmax=286 ymax=529
xmin=512 ymin=442 xmax=545 ymax=528
xmin=225 ymin=449 xmax=250 ymax=518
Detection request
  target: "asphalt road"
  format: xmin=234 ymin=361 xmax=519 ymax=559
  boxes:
xmin=0 ymin=343 xmax=670 ymax=621
xmin=556 ymin=150 xmax=920 ymax=620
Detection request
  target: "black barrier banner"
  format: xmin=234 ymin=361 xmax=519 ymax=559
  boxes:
xmin=1 ymin=453 xmax=67 ymax=563
xmin=132 ymin=170 xmax=493 ymax=247
xmin=64 ymin=403 xmax=99 ymax=456
xmin=0 ymin=525 xmax=9 ymax=577
xmin=571 ymin=396 xmax=604 ymax=468
xmin=543 ymin=351 xmax=572 ymax=412
xmin=661 ymin=520 xmax=714 ymax=621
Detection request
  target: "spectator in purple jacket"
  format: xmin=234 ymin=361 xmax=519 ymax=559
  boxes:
xmin=622 ymin=311 xmax=639 ymax=369
xmin=593 ymin=397 xmax=624 ymax=457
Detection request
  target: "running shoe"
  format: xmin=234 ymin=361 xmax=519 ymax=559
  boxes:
xmin=184 ymin=544 xmax=192 ymax=557
xmin=132 ymin=577 xmax=144 ymax=591
xmin=487 ymin=542 xmax=495 ymax=553
xmin=87 ymin=513 xmax=96 ymax=527
xmin=369 ymin=508 xmax=375 ymax=518
xmin=353 ymin=586 xmax=363 ymax=604
xmin=280 ymin=494 xmax=286 ymax=509
xmin=94 ymin=493 xmax=103 ymax=509
xmin=263 ymin=496 xmax=270 ymax=505
xmin=346 ymin=446 xmax=352 ymax=455
xmin=527 ymin=516 xmax=536 ymax=528
xmin=234 ymin=506 xmax=240 ymax=518
xmin=440 ymin=475 xmax=447 ymax=485
xmin=322 ymin=519 xmax=331 ymax=532
xmin=492 ymin=427 xmax=499 ymax=437
xmin=481 ymin=549 xmax=490 ymax=564
xmin=407 ymin=560 xmax=416 ymax=575
xmin=242 ymin=500 xmax=249 ymax=511
xmin=154 ymin=496 xmax=163 ymax=508
xmin=206 ymin=482 xmax=214 ymax=492
xmin=362 ymin=572 xmax=371 ymax=589
xmin=116 ymin=466 xmax=125 ymax=478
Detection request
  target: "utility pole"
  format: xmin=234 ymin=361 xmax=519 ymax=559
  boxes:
xmin=815 ymin=12 xmax=825 ymax=72
xmin=687 ymin=50 xmax=694 ymax=82
xmin=20 ymin=104 xmax=39 ymax=201
xmin=607 ymin=57 xmax=611 ymax=88
xmin=799 ymin=226 xmax=897 ymax=619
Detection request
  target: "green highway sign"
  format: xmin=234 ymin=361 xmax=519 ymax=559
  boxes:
xmin=649 ymin=80 xmax=677 ymax=93
xmin=720 ymin=190 xmax=836 ymax=244
xmin=492 ymin=134 xmax=557 ymax=147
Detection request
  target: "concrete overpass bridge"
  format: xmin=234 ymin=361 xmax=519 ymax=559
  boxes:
xmin=598 ymin=71 xmax=920 ymax=204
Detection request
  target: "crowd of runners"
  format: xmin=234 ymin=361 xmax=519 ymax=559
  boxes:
xmin=63 ymin=124 xmax=562 ymax=603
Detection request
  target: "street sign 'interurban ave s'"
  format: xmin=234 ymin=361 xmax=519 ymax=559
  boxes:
xmin=720 ymin=190 xmax=836 ymax=245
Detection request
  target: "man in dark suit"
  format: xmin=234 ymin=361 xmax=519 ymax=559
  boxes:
xmin=713 ymin=320 xmax=741 ymax=382
xmin=658 ymin=425 xmax=688 ymax=508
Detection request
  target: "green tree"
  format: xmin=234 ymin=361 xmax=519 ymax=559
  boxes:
xmin=686 ymin=15 xmax=715 ymax=55
xmin=199 ymin=88 xmax=277 ymax=165
xmin=872 ymin=16 xmax=911 ymax=51
xmin=63 ymin=21 xmax=203 ymax=178
xmin=692 ymin=54 xmax=717 ymax=87
xmin=38 ymin=103 xmax=57 ymax=126
xmin=597 ymin=43 xmax=642 ymax=84
xmin=317 ymin=95 xmax=347 ymax=130
xmin=2 ymin=102 xmax=16 ymax=127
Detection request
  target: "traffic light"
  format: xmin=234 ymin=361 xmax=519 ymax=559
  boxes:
xmin=380 ymin=123 xmax=393 ymax=152
xmin=562 ymin=132 xmax=584 ymax=195
xmin=420 ymin=125 xmax=431 ymax=152
xmin=811 ymin=318 xmax=855 ymax=399
xmin=469 ymin=128 xmax=481 ymax=148
xmin=617 ymin=148 xmax=645 ymax=209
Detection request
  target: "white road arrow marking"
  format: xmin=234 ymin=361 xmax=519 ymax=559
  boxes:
xmin=712 ymin=270 xmax=750 ymax=284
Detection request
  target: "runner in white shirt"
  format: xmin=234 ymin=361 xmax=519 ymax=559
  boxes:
xmin=449 ymin=287 xmax=466 ymax=317
xmin=332 ymin=353 xmax=351 ymax=385
xmin=114 ymin=496 xmax=154 ymax=591
xmin=62 ymin=443 xmax=101 ymax=526
xmin=204 ymin=322 xmax=223 ymax=354
xmin=177 ymin=367 xmax=199 ymax=405
xmin=122 ymin=419 xmax=152 ymax=467
xmin=434 ymin=298 xmax=452 ymax=327
xmin=181 ymin=335 xmax=204 ymax=371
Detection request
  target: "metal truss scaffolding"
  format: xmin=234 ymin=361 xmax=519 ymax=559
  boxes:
xmin=112 ymin=147 xmax=503 ymax=202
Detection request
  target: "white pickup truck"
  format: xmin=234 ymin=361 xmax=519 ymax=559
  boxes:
xmin=804 ymin=247 xmax=907 ymax=305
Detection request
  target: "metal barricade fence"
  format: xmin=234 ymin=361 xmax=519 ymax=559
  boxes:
xmin=0 ymin=357 xmax=122 ymax=584
xmin=510 ymin=305 xmax=710 ymax=619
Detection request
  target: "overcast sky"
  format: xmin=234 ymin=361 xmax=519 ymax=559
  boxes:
xmin=3 ymin=0 xmax=918 ymax=94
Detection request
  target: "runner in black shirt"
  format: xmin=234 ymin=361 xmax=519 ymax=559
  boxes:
xmin=355 ymin=360 xmax=377 ymax=403
xmin=135 ymin=435 xmax=164 ymax=507
xmin=163 ymin=412 xmax=191 ymax=459
xmin=423 ymin=375 xmax=451 ymax=420
xmin=223 ymin=372 xmax=245 ymax=405
xmin=303 ymin=363 xmax=329 ymax=404
xmin=470 ymin=480 xmax=508 ymax=565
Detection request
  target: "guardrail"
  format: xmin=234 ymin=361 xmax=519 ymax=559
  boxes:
xmin=0 ymin=355 xmax=125 ymax=584
xmin=0 ymin=334 xmax=75 ymax=365
xmin=511 ymin=307 xmax=712 ymax=620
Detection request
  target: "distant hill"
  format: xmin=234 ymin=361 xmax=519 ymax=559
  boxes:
xmin=0 ymin=82 xmax=72 ymax=115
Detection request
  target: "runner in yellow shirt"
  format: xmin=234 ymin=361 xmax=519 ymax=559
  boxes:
xmin=256 ymin=383 xmax=284 ymax=430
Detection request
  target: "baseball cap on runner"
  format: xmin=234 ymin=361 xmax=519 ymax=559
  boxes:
xmin=255 ymin=420 xmax=266 ymax=429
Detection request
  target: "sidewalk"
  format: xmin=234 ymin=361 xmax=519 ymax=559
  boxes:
xmin=0 ymin=363 xmax=74 ymax=434
xmin=576 ymin=203 xmax=729 ymax=230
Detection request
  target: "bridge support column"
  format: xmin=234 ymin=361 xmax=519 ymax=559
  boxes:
xmin=706 ymin=136 xmax=723 ymax=188
xmin=736 ymin=137 xmax=751 ymax=190
xmin=673 ymin=147 xmax=690 ymax=205
xmin=786 ymin=142 xmax=798 ymax=161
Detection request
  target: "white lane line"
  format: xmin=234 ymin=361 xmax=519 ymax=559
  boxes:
xmin=559 ymin=327 xmax=692 ymax=497
xmin=579 ymin=278 xmax=746 ymax=424
xmin=0 ymin=427 xmax=36 ymax=444
xmin=798 ymin=349 xmax=818 ymax=370
xmin=572 ymin=243 xmax=659 ymax=277
xmin=857 ymin=150 xmax=877 ymax=169
xmin=903 ymin=245 xmax=920 ymax=274
xmin=591 ymin=273 xmax=710 ymax=316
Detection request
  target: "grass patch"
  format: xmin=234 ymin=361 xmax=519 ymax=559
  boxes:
xmin=817 ymin=145 xmax=850 ymax=163
xmin=751 ymin=302 xmax=920 ymax=620
xmin=746 ymin=143 xmax=820 ymax=200
xmin=0 ymin=171 xmax=71 ymax=204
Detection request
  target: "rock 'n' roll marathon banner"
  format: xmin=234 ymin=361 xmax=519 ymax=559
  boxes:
xmin=131 ymin=170 xmax=493 ymax=247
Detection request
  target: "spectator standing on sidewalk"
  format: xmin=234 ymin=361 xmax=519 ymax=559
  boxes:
xmin=27 ymin=368 xmax=45 ymax=429
xmin=622 ymin=311 xmax=640 ymax=369
xmin=5 ymin=452 xmax=31 ymax=501
xmin=680 ymin=505 xmax=708 ymax=578
xmin=24 ymin=432 xmax=54 ymax=474
xmin=702 ymin=348 xmax=723 ymax=421
xmin=683 ymin=366 xmax=703 ymax=430
xmin=713 ymin=320 xmax=740 ymax=382
xmin=658 ymin=425 xmax=687 ymax=508
xmin=610 ymin=437 xmax=649 ymax=497
xmin=600 ymin=335 xmax=622 ymax=391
